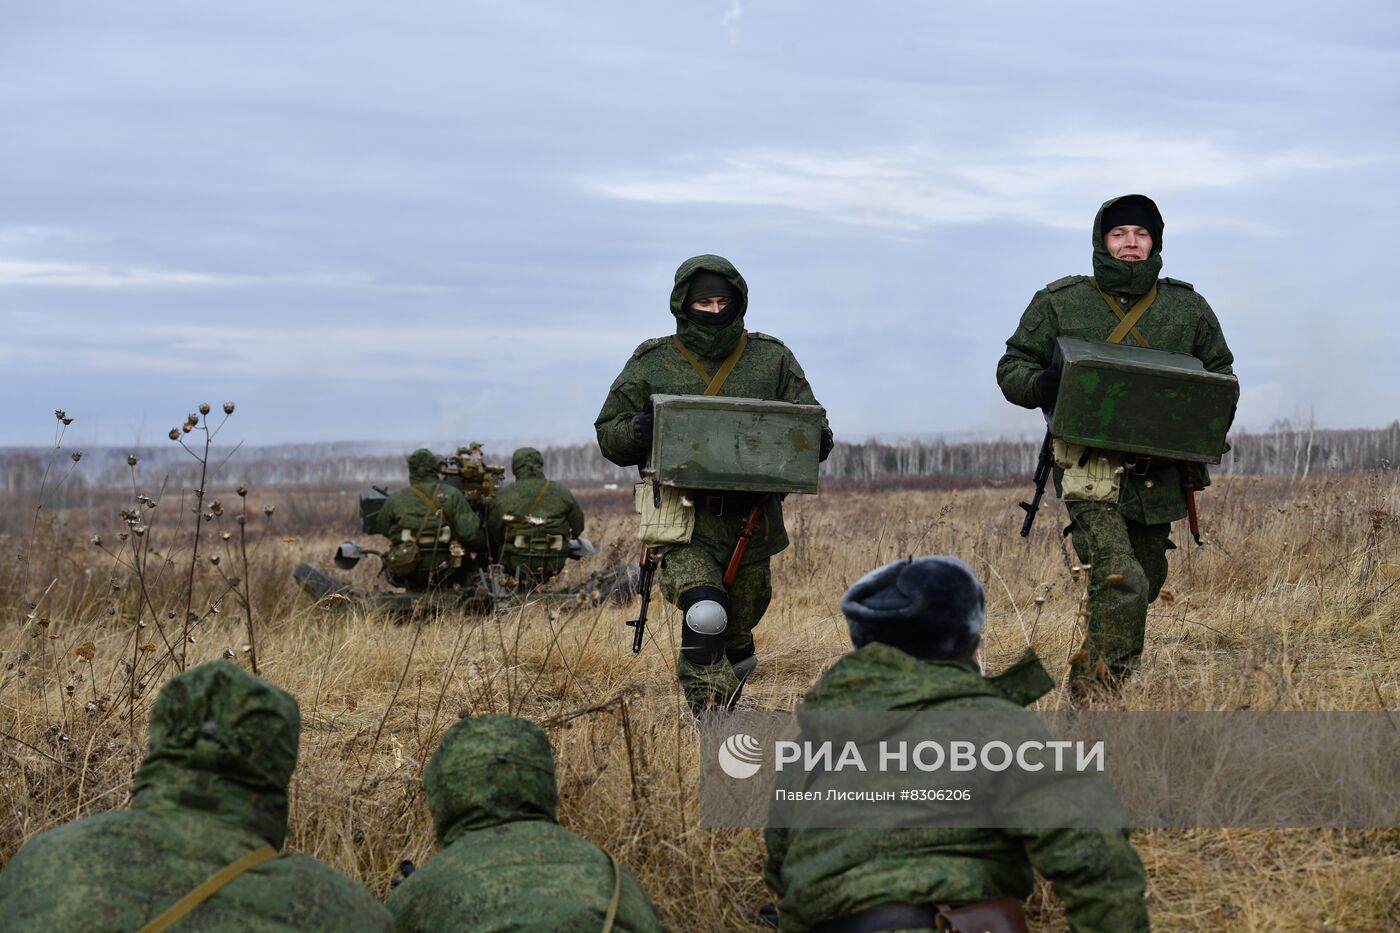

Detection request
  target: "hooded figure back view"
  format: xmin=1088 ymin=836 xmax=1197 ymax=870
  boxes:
xmin=388 ymin=714 xmax=663 ymax=933
xmin=0 ymin=660 xmax=391 ymax=932
xmin=487 ymin=447 xmax=585 ymax=585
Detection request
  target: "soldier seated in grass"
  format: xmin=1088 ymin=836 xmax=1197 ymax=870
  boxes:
xmin=388 ymin=714 xmax=664 ymax=933
xmin=763 ymin=557 xmax=1149 ymax=933
xmin=487 ymin=447 xmax=585 ymax=587
xmin=377 ymin=448 xmax=487 ymax=591
xmin=0 ymin=661 xmax=392 ymax=931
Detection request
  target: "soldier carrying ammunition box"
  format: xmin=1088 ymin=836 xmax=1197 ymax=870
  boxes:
xmin=997 ymin=194 xmax=1237 ymax=699
xmin=595 ymin=254 xmax=833 ymax=714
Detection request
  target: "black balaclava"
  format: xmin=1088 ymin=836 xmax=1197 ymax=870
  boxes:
xmin=683 ymin=270 xmax=743 ymax=328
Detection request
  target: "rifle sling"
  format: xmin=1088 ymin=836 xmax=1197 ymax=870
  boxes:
xmin=137 ymin=846 xmax=277 ymax=933
xmin=508 ymin=481 xmax=553 ymax=535
xmin=671 ymin=333 xmax=750 ymax=396
xmin=1089 ymin=279 xmax=1157 ymax=347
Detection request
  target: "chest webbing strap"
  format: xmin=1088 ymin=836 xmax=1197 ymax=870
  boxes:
xmin=1089 ymin=278 xmax=1158 ymax=347
xmin=137 ymin=846 xmax=277 ymax=933
xmin=521 ymin=481 xmax=551 ymax=521
xmin=671 ymin=332 xmax=750 ymax=396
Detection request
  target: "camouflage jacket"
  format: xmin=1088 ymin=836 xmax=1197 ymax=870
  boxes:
xmin=763 ymin=644 xmax=1148 ymax=933
xmin=388 ymin=715 xmax=663 ymax=933
xmin=487 ymin=448 xmax=585 ymax=562
xmin=594 ymin=254 xmax=828 ymax=564
xmin=0 ymin=661 xmax=391 ymax=932
xmin=378 ymin=449 xmax=485 ymax=558
xmin=997 ymin=196 xmax=1235 ymax=525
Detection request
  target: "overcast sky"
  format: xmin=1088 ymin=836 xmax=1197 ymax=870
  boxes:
xmin=3 ymin=1 xmax=1397 ymax=450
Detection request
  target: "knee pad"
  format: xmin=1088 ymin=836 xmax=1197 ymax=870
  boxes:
xmin=679 ymin=586 xmax=728 ymax=666
xmin=729 ymin=648 xmax=757 ymax=681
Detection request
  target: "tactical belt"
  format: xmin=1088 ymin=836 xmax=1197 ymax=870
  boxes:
xmin=136 ymin=846 xmax=277 ymax=933
xmin=696 ymin=491 xmax=765 ymax=517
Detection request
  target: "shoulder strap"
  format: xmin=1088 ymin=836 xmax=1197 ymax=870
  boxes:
xmin=600 ymin=850 xmax=622 ymax=933
xmin=409 ymin=482 xmax=444 ymax=538
xmin=1089 ymin=278 xmax=1158 ymax=346
xmin=522 ymin=480 xmax=551 ymax=520
xmin=670 ymin=333 xmax=749 ymax=395
xmin=137 ymin=846 xmax=277 ymax=933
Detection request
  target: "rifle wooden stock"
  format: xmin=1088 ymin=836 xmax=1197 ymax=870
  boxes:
xmin=724 ymin=503 xmax=765 ymax=584
xmin=1184 ymin=463 xmax=1203 ymax=545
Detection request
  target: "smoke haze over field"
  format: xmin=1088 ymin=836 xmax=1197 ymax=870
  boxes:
xmin=2 ymin=2 xmax=1397 ymax=448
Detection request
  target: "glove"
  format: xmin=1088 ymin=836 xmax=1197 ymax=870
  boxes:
xmin=818 ymin=426 xmax=834 ymax=462
xmin=631 ymin=402 xmax=655 ymax=447
xmin=1033 ymin=366 xmax=1061 ymax=409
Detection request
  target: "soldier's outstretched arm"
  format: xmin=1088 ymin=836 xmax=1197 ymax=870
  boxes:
xmin=1013 ymin=826 xmax=1149 ymax=932
xmin=595 ymin=367 xmax=652 ymax=467
xmin=997 ymin=292 xmax=1058 ymax=410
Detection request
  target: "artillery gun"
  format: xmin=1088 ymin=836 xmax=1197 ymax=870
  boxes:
xmin=292 ymin=442 xmax=636 ymax=615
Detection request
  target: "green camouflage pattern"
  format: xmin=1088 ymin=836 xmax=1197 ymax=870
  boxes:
xmin=763 ymin=644 xmax=1148 ymax=933
xmin=595 ymin=255 xmax=826 ymax=710
xmin=487 ymin=447 xmax=585 ymax=584
xmin=0 ymin=661 xmax=391 ymax=932
xmin=660 ymin=550 xmax=771 ymax=710
xmin=388 ymin=714 xmax=663 ymax=933
xmin=996 ymin=196 xmax=1235 ymax=526
xmin=1066 ymin=502 xmax=1173 ymax=687
xmin=594 ymin=254 xmax=828 ymax=566
xmin=377 ymin=448 xmax=486 ymax=585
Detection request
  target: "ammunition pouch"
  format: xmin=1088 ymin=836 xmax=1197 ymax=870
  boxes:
xmin=635 ymin=477 xmax=695 ymax=546
xmin=1053 ymin=438 xmax=1122 ymax=504
xmin=383 ymin=533 xmax=422 ymax=576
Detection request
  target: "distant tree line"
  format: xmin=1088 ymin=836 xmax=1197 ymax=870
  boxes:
xmin=1 ymin=422 xmax=1395 ymax=495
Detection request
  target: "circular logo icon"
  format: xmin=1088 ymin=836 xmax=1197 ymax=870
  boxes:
xmin=718 ymin=733 xmax=764 ymax=780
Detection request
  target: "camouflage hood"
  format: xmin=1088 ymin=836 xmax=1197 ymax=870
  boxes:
xmin=670 ymin=254 xmax=750 ymax=358
xmin=802 ymin=643 xmax=1053 ymax=712
xmin=407 ymin=448 xmax=439 ymax=484
xmin=510 ymin=447 xmax=545 ymax=480
xmin=424 ymin=714 xmax=558 ymax=847
xmin=1091 ymin=194 xmax=1164 ymax=298
xmin=131 ymin=660 xmax=300 ymax=849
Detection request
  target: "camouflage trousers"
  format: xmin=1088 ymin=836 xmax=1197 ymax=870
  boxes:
xmin=1066 ymin=502 xmax=1173 ymax=689
xmin=658 ymin=544 xmax=772 ymax=712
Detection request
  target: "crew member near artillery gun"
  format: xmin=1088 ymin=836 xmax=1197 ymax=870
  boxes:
xmin=376 ymin=448 xmax=487 ymax=591
xmin=997 ymin=194 xmax=1236 ymax=696
xmin=595 ymin=255 xmax=832 ymax=713
xmin=764 ymin=557 xmax=1149 ymax=932
xmin=487 ymin=447 xmax=585 ymax=587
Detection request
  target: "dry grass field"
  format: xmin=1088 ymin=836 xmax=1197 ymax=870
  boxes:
xmin=2 ymin=466 xmax=1398 ymax=930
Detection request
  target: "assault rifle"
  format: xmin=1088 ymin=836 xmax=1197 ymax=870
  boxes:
xmin=1019 ymin=429 xmax=1054 ymax=537
xmin=627 ymin=547 xmax=658 ymax=653
xmin=1182 ymin=462 xmax=1203 ymax=545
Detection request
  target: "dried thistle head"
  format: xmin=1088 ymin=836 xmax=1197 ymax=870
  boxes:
xmin=90 ymin=534 xmax=101 ymax=547
xmin=181 ymin=423 xmax=192 ymax=435
xmin=210 ymin=501 xmax=223 ymax=517
xmin=70 ymin=451 xmax=82 ymax=462
xmin=75 ymin=641 xmax=96 ymax=661
xmin=198 ymin=402 xmax=211 ymax=415
xmin=209 ymin=554 xmax=221 ymax=566
xmin=263 ymin=505 xmax=276 ymax=517
xmin=169 ymin=428 xmax=181 ymax=441
xmin=236 ymin=484 xmax=248 ymax=497
xmin=223 ymin=401 xmax=235 ymax=414
xmin=128 ymin=453 xmax=139 ymax=466
xmin=54 ymin=409 xmax=66 ymax=421
xmin=187 ymin=412 xmax=200 ymax=426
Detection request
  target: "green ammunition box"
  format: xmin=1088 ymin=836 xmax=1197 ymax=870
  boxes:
xmin=359 ymin=486 xmax=388 ymax=534
xmin=650 ymin=394 xmax=825 ymax=494
xmin=1049 ymin=337 xmax=1239 ymax=463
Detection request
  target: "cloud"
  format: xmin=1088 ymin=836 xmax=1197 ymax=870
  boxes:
xmin=0 ymin=260 xmax=238 ymax=288
xmin=722 ymin=0 xmax=742 ymax=44
xmin=595 ymin=133 xmax=1355 ymax=231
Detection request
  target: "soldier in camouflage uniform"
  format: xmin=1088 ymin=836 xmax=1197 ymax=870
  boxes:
xmin=997 ymin=194 xmax=1235 ymax=695
xmin=764 ymin=557 xmax=1149 ymax=933
xmin=595 ymin=254 xmax=832 ymax=713
xmin=387 ymin=714 xmax=664 ymax=933
xmin=0 ymin=660 xmax=392 ymax=931
xmin=487 ymin=447 xmax=585 ymax=586
xmin=377 ymin=448 xmax=487 ymax=591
